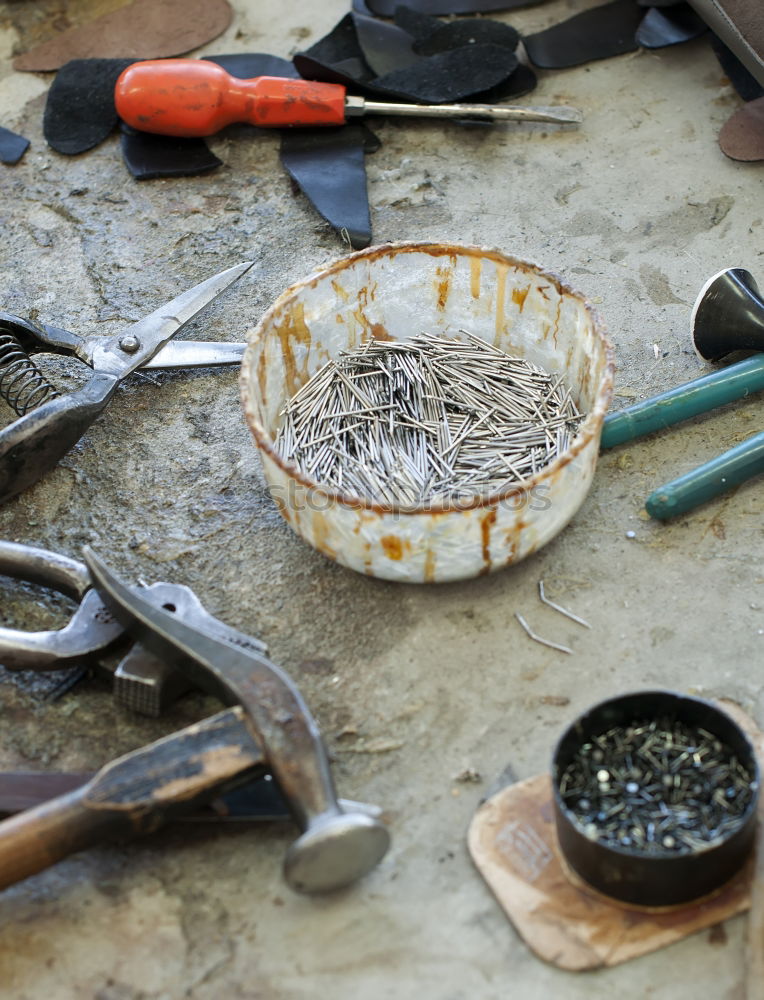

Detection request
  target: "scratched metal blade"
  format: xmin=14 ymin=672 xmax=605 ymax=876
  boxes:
xmin=90 ymin=260 xmax=254 ymax=378
xmin=141 ymin=341 xmax=246 ymax=369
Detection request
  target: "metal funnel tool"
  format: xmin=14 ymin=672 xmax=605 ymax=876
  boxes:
xmin=692 ymin=267 xmax=764 ymax=361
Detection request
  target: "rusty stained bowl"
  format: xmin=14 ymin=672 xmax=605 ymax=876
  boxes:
xmin=240 ymin=242 xmax=614 ymax=583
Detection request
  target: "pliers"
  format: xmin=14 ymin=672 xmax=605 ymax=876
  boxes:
xmin=0 ymin=260 xmax=251 ymax=504
xmin=0 ymin=540 xmax=265 ymax=715
xmin=0 ymin=544 xmax=390 ymax=893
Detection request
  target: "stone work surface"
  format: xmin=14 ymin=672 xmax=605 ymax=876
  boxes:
xmin=0 ymin=2 xmax=761 ymax=997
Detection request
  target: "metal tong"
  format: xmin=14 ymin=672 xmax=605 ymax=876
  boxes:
xmin=0 ymin=546 xmax=390 ymax=893
xmin=0 ymin=261 xmax=251 ymax=504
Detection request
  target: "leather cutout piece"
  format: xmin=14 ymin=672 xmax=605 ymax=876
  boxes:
xmin=280 ymin=126 xmax=380 ymax=250
xmin=293 ymin=14 xmax=377 ymax=88
xmin=204 ymin=53 xmax=301 ymax=80
xmin=374 ymin=44 xmax=519 ymax=102
xmin=0 ymin=126 xmax=30 ymax=165
xmin=294 ymin=10 xmax=524 ymax=104
xmin=14 ymin=0 xmax=232 ymax=73
xmin=474 ymin=63 xmax=537 ymax=102
xmin=524 ymin=0 xmax=645 ymax=69
xmin=393 ymin=7 xmax=443 ymax=43
xmin=352 ymin=12 xmax=419 ymax=76
xmin=636 ymin=4 xmax=707 ymax=48
xmin=44 ymin=58 xmax=134 ymax=155
xmin=120 ymin=124 xmax=223 ymax=179
xmin=367 ymin=0 xmax=542 ymax=15
xmin=718 ymin=96 xmax=764 ymax=160
xmin=414 ymin=18 xmax=520 ymax=55
xmin=710 ymin=35 xmax=764 ymax=101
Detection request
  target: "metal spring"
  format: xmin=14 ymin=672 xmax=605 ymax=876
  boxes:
xmin=0 ymin=329 xmax=61 ymax=416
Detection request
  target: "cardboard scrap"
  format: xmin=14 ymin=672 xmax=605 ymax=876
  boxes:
xmin=13 ymin=0 xmax=233 ymax=72
xmin=468 ymin=772 xmax=753 ymax=971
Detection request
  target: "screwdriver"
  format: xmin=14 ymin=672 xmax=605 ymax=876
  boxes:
xmin=114 ymin=58 xmax=583 ymax=138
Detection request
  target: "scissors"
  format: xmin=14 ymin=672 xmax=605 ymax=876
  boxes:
xmin=0 ymin=260 xmax=252 ymax=504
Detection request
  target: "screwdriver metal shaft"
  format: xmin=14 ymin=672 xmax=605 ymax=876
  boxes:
xmin=344 ymin=95 xmax=582 ymax=125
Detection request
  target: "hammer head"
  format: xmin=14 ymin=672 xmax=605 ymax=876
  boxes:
xmin=285 ymin=810 xmax=391 ymax=894
xmin=83 ymin=548 xmax=391 ymax=893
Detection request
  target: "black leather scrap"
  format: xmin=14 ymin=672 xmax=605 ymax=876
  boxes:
xmin=367 ymin=0 xmax=544 ymax=14
xmin=524 ymin=0 xmax=645 ymax=69
xmin=710 ymin=34 xmax=764 ymax=101
xmin=294 ymin=8 xmax=525 ymax=104
xmin=294 ymin=14 xmax=378 ymax=87
xmin=393 ymin=6 xmax=442 ymax=42
xmin=352 ymin=11 xmax=419 ymax=76
xmin=120 ymin=124 xmax=223 ymax=179
xmin=0 ymin=126 xmax=30 ymax=165
xmin=374 ymin=44 xmax=518 ymax=102
xmin=204 ymin=53 xmax=301 ymax=80
xmin=280 ymin=125 xmax=380 ymax=250
xmin=414 ymin=17 xmax=520 ymax=55
xmin=43 ymin=57 xmax=134 ymax=155
xmin=636 ymin=4 xmax=707 ymax=47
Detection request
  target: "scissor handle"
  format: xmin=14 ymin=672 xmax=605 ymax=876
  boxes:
xmin=0 ymin=372 xmax=119 ymax=504
xmin=0 ymin=312 xmax=82 ymax=355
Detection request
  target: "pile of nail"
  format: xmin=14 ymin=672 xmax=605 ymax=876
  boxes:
xmin=558 ymin=718 xmax=755 ymax=854
xmin=274 ymin=333 xmax=584 ymax=507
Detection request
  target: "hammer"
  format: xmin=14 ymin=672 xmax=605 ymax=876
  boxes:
xmin=0 ymin=550 xmax=390 ymax=894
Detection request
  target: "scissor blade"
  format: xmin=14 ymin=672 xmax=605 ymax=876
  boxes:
xmin=91 ymin=260 xmax=254 ymax=378
xmin=143 ymin=340 xmax=245 ymax=369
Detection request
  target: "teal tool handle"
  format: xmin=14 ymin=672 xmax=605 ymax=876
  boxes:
xmin=601 ymin=354 xmax=764 ymax=449
xmin=646 ymin=430 xmax=764 ymax=520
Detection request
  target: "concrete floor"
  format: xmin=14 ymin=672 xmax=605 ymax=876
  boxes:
xmin=0 ymin=0 xmax=762 ymax=997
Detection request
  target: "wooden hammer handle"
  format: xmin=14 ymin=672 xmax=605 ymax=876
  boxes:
xmin=0 ymin=707 xmax=266 ymax=892
xmin=0 ymin=784 xmax=121 ymax=890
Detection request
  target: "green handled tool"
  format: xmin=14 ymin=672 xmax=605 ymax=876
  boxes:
xmin=646 ymin=431 xmax=764 ymax=519
xmin=600 ymin=354 xmax=764 ymax=450
xmin=602 ymin=267 xmax=764 ymax=519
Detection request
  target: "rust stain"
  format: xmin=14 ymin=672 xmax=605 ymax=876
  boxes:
xmin=434 ymin=265 xmax=452 ymax=311
xmin=512 ymin=286 xmax=530 ymax=311
xmin=480 ymin=508 xmax=497 ymax=573
xmin=370 ymin=322 xmax=393 ymax=341
xmin=336 ymin=313 xmax=345 ymax=324
xmin=423 ymin=548 xmax=436 ymax=582
xmin=332 ymin=279 xmax=350 ymax=302
xmin=353 ymin=282 xmax=382 ymax=343
xmin=551 ymin=294 xmax=562 ymax=348
xmin=381 ymin=534 xmax=409 ymax=560
xmin=364 ymin=559 xmax=375 ymax=577
xmin=311 ymin=513 xmax=337 ymax=560
xmin=503 ymin=533 xmax=518 ymax=565
xmin=470 ymin=256 xmax=482 ymax=299
xmin=494 ymin=263 xmax=508 ymax=345
xmin=274 ymin=302 xmax=312 ymax=398
xmin=257 ymin=348 xmax=268 ymax=414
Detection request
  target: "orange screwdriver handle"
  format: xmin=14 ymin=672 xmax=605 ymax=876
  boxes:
xmin=114 ymin=59 xmax=348 ymax=137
